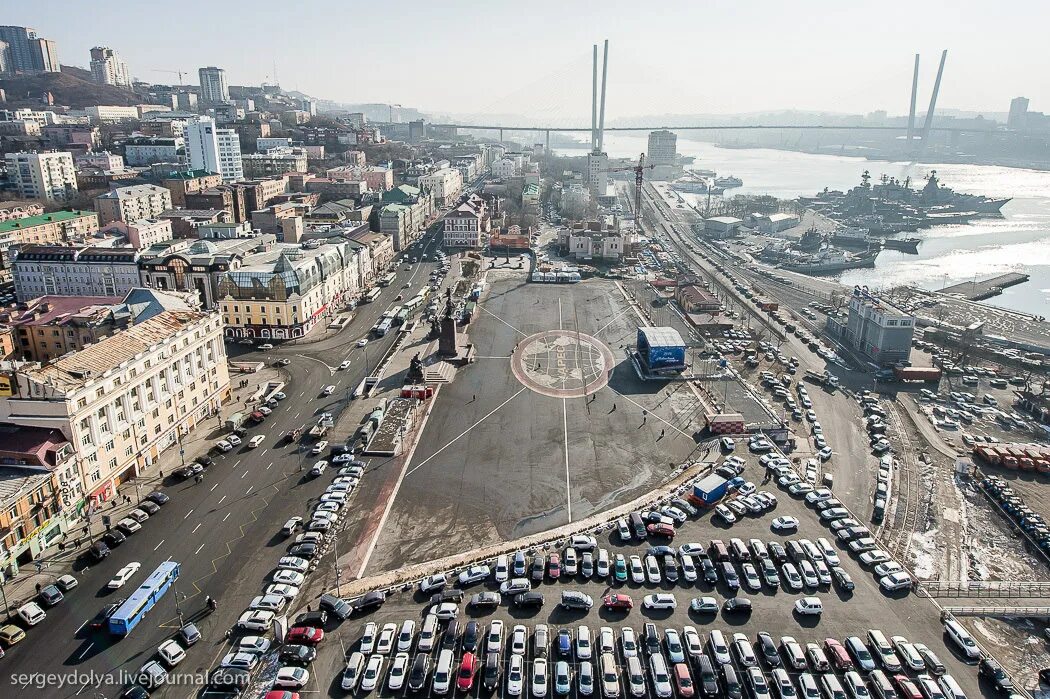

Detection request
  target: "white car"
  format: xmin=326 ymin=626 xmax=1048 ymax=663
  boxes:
xmin=360 ymin=654 xmax=384 ymax=692
xmin=226 ymin=434 xmax=242 ymax=447
xmin=642 ymin=594 xmax=677 ymax=609
xmin=357 ymin=338 xmax=368 ymax=347
xmin=771 ymin=516 xmax=799 ymax=532
xmin=238 ymin=636 xmax=271 ymax=655
xmin=644 ymin=555 xmax=661 ymax=584
xmin=511 ymin=625 xmax=528 ymax=655
xmin=339 ymin=360 xmax=352 ymax=370
xmin=236 ymin=610 xmax=275 ymax=631
xmin=487 ymin=619 xmax=505 ymax=652
xmin=376 ymin=623 xmax=397 ymax=654
xmin=690 ymin=596 xmax=718 ymax=614
xmin=495 ymin=555 xmax=510 ymax=582
xmin=265 ymin=583 xmax=300 ymax=600
xmin=311 ymin=440 xmax=329 ymax=455
xmin=277 ymin=556 xmax=309 ymax=573
xmin=794 ymin=597 xmax=823 ymax=616
xmin=532 ymin=658 xmax=549 ymax=698
xmin=458 ymin=565 xmax=491 ymax=586
xmin=157 ymin=639 xmax=186 ymax=667
xmin=715 ymin=504 xmax=736 ymax=523
xmin=879 ymin=572 xmax=913 ymax=592
xmin=322 ymin=385 xmax=336 ymax=395
xmin=274 ymin=666 xmax=310 ymax=689
xmin=107 ymin=562 xmax=141 ymax=589
xmin=507 ymin=654 xmax=525 ymax=696
xmin=215 ymin=440 xmax=233 ymax=452
xmin=629 ymin=556 xmax=646 ymax=584
xmin=248 ymin=435 xmax=266 ymax=448
xmin=388 ymin=652 xmax=410 ymax=690
xmin=272 ymin=569 xmax=306 ymax=586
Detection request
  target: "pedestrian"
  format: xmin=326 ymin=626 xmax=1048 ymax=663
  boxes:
xmin=74 ymin=538 xmax=80 ymax=547
xmin=660 ymin=429 xmax=665 ymax=437
xmin=82 ymin=525 xmax=88 ymax=536
xmin=612 ymin=403 xmax=617 ymax=412
xmin=472 ymin=394 xmax=476 ymax=402
xmin=36 ymin=583 xmax=42 ymax=593
xmin=159 ymin=470 xmax=163 ymax=479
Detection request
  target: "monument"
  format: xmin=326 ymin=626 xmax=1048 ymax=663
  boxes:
xmin=406 ymin=353 xmax=425 ymax=385
xmin=438 ymin=288 xmax=459 ymax=357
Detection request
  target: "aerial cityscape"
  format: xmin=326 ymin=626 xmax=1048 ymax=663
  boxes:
xmin=1 ymin=5 xmax=1050 ymax=699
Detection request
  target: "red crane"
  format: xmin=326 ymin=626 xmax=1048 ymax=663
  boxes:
xmin=608 ymin=153 xmax=655 ymax=224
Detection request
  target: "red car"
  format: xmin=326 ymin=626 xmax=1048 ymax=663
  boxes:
xmin=456 ymin=652 xmax=480 ymax=691
xmin=286 ymin=626 xmax=324 ymax=645
xmin=548 ymin=553 xmax=561 ymax=580
xmin=673 ymin=663 xmax=695 ymax=698
xmin=602 ymin=594 xmax=634 ymax=611
xmin=823 ymin=639 xmax=853 ymax=671
xmin=892 ymin=675 xmax=923 ymax=699
xmin=265 ymin=692 xmax=300 ymax=699
xmin=647 ymin=522 xmax=676 ymax=539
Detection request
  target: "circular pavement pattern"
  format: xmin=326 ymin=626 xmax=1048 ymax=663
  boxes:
xmin=511 ymin=329 xmax=616 ymax=398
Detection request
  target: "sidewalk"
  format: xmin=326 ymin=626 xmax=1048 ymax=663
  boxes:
xmin=1 ymin=367 xmax=280 ymax=613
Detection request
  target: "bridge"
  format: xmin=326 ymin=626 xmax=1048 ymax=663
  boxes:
xmin=429 ymin=123 xmax=989 ymax=135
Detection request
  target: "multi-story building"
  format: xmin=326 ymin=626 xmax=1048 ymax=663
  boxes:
xmin=123 ymin=136 xmax=185 ymax=166
xmin=558 ymin=220 xmax=625 ymax=262
xmin=99 ymin=219 xmax=172 ymax=250
xmin=1008 ymin=97 xmax=1030 ymax=130
xmin=587 ymin=151 xmax=609 ymax=195
xmin=0 ymin=424 xmax=77 ymax=576
xmin=646 ymin=130 xmax=677 ymax=167
xmin=139 ymin=235 xmax=276 ymax=309
xmin=5 ymin=151 xmax=77 ymax=202
xmin=491 ymin=158 xmax=519 ymax=178
xmin=0 ymin=210 xmax=99 ymax=285
xmin=419 ymin=167 xmax=463 ymax=208
xmin=158 ymin=169 xmax=224 ymax=207
xmin=348 ymin=230 xmax=393 ymax=280
xmin=89 ymin=46 xmax=131 ymax=87
xmin=0 ymin=26 xmax=59 ymax=75
xmin=217 ymin=242 xmax=365 ymax=339
xmin=830 ymin=288 xmax=914 ymax=366
xmin=185 ymin=117 xmax=243 ymax=182
xmin=83 ymin=105 xmax=139 ymax=122
xmin=76 ymin=151 xmax=124 ymax=170
xmin=241 ymin=147 xmax=307 ymax=179
xmin=362 ymin=166 xmax=393 ymax=192
xmin=42 ymin=124 xmax=100 ymax=154
xmin=95 ymin=184 xmax=173 ymax=225
xmin=1 ymin=309 xmax=231 ymax=505
xmin=442 ymin=196 xmax=489 ymax=248
xmin=12 ymin=245 xmax=140 ymax=301
xmin=198 ymin=66 xmax=229 ymax=103
xmin=256 ymin=137 xmax=291 ymax=151
xmin=3 ymin=295 xmax=123 ymax=362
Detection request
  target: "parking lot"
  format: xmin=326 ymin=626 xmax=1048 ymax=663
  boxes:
xmin=327 ymin=448 xmax=995 ymax=699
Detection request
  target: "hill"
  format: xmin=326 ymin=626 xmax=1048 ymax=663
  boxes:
xmin=0 ymin=65 xmax=140 ymax=108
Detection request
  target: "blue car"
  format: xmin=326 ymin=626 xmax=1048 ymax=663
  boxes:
xmin=557 ymin=629 xmax=572 ymax=656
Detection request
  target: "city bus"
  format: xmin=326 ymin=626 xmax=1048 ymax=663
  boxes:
xmin=374 ymin=317 xmax=394 ymax=337
xmin=379 ymin=272 xmax=397 ymax=287
xmin=362 ymin=288 xmax=382 ymax=303
xmin=393 ymin=307 xmax=410 ymax=326
xmin=108 ymin=561 xmax=180 ymax=636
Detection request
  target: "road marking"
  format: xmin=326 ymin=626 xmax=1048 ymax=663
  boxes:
xmin=562 ymin=398 xmax=572 ymax=523
xmin=210 ymin=483 xmax=218 ymax=491
xmin=261 ymin=449 xmax=267 ymax=456
xmin=234 ymin=459 xmax=241 ymax=468
xmin=241 ymin=470 xmax=248 ymax=479
xmin=154 ymin=539 xmax=165 ymax=551
xmin=246 ymin=485 xmax=254 ymax=495
xmin=222 ymin=512 xmax=231 ymax=522
xmin=266 ymin=462 xmax=272 ymax=470
xmin=195 ymin=542 xmax=206 ymax=555
xmin=192 ymin=522 xmax=202 ymax=533
xmin=73 ymin=619 xmax=87 ymax=635
xmin=294 ymin=412 xmax=301 ymax=420
xmin=76 ymin=642 xmax=94 ymax=661
xmin=406 ymin=387 xmax=527 ymax=477
xmin=218 ymin=495 xmax=226 ymax=505
xmin=183 ymin=509 xmax=194 ymax=519
xmin=476 ymin=303 xmax=527 ymax=338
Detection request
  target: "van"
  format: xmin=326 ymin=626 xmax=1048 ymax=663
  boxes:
xmin=418 ymin=613 xmax=440 ymax=651
xmin=600 ymin=652 xmax=621 ymax=698
xmin=626 ymin=656 xmax=646 ymax=697
xmin=819 ymin=674 xmax=847 ymax=699
xmin=18 ymin=601 xmax=46 ymax=626
xmin=937 ymin=675 xmax=967 ymax=699
xmin=730 ymin=539 xmax=750 ymax=561
xmin=629 ymin=512 xmax=646 ymax=539
xmin=869 ymin=671 xmax=897 ymax=699
xmin=433 ymin=648 xmax=455 ymax=694
xmin=943 ymin=619 xmax=981 ymax=660
xmin=709 ymin=540 xmax=730 ymax=562
xmin=866 ymin=630 xmax=900 ymax=671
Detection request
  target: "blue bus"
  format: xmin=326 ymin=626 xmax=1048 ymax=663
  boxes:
xmin=374 ymin=318 xmax=393 ymax=337
xmin=108 ymin=561 xmax=180 ymax=636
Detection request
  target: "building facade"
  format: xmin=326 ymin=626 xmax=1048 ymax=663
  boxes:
xmin=5 ymin=151 xmax=77 ymax=202
xmin=138 ymin=235 xmax=276 ymax=308
xmin=831 ymin=288 xmax=914 ymax=366
xmin=100 ymin=218 xmax=173 ymax=249
xmin=0 ymin=210 xmax=100 ymax=285
xmin=123 ymin=136 xmax=185 ymax=166
xmin=0 ymin=26 xmax=59 ymax=75
xmin=1 ymin=310 xmax=231 ymax=506
xmin=95 ymin=184 xmax=173 ymax=225
xmin=198 ymin=66 xmax=229 ymax=103
xmin=12 ymin=245 xmax=140 ymax=301
xmin=89 ymin=46 xmax=130 ymax=87
xmin=647 ymin=130 xmax=677 ymax=167
xmin=442 ymin=196 xmax=489 ymax=248
xmin=241 ymin=147 xmax=307 ymax=179
xmin=185 ymin=117 xmax=243 ymax=182
xmin=419 ymin=167 xmax=463 ymax=207
xmin=158 ymin=170 xmax=224 ymax=207
xmin=2 ymin=296 xmax=123 ymax=362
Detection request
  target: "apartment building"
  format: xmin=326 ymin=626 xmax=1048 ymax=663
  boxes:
xmin=185 ymin=117 xmax=243 ymax=182
xmin=0 ymin=210 xmax=100 ymax=285
xmin=89 ymin=46 xmax=130 ymax=87
xmin=3 ymin=295 xmax=122 ymax=362
xmin=198 ymin=66 xmax=229 ymax=103
xmin=158 ymin=169 xmax=224 ymax=207
xmin=95 ymin=184 xmax=173 ymax=225
xmin=4 ymin=151 xmax=78 ymax=202
xmin=1 ymin=309 xmax=231 ymax=505
xmin=241 ymin=147 xmax=307 ymax=179
xmin=831 ymin=288 xmax=915 ymax=366
xmin=12 ymin=245 xmax=141 ymax=301
xmin=100 ymin=218 xmax=173 ymax=249
xmin=123 ymin=136 xmax=185 ymax=166
xmin=442 ymin=196 xmax=489 ymax=248
xmin=419 ymin=167 xmax=464 ymax=207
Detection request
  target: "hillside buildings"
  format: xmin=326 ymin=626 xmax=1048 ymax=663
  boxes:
xmin=0 ymin=26 xmax=59 ymax=75
xmin=5 ymin=151 xmax=78 ymax=202
xmin=89 ymin=46 xmax=131 ymax=87
xmin=185 ymin=117 xmax=243 ymax=182
xmin=94 ymin=184 xmax=173 ymax=225
xmin=198 ymin=66 xmax=230 ymax=103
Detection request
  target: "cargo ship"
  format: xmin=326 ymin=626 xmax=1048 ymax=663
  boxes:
xmin=779 ymin=247 xmax=879 ymax=275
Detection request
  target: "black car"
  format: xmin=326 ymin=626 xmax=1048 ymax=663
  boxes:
xmin=351 ymin=590 xmax=385 ymax=612
xmin=119 ymin=686 xmax=150 ymax=699
xmin=293 ymin=610 xmax=327 ymax=628
xmin=88 ymin=541 xmax=110 ymax=561
xmin=723 ymin=597 xmax=752 ymax=615
xmin=195 ymin=455 xmax=214 ymax=467
xmin=722 ymin=665 xmax=743 ymax=699
xmin=279 ymin=644 xmax=317 ymax=665
xmin=978 ymin=658 xmax=1014 ymax=694
xmin=288 ymin=543 xmax=317 ymax=558
xmin=319 ymin=593 xmax=351 ymax=620
xmin=756 ymin=632 xmax=780 ymax=667
xmin=694 ymin=655 xmax=719 ymax=697
xmin=442 ymin=620 xmax=460 ymax=651
xmin=768 ymin=542 xmax=788 ymax=563
xmin=701 ymin=558 xmax=718 ymax=584
xmin=176 ymin=463 xmax=204 ymax=480
xmin=470 ymin=592 xmax=501 ymax=609
xmin=663 ymin=555 xmax=679 ymax=583
xmin=644 ymin=623 xmax=661 ymax=656
xmin=483 ymin=652 xmax=501 ymax=690
xmin=89 ymin=601 xmax=122 ymax=629
xmin=137 ymin=501 xmax=161 ymax=515
xmin=145 ymin=491 xmax=169 ymax=505
xmin=208 ymin=667 xmax=251 ymax=691
xmin=672 ymin=498 xmax=699 ymax=517
xmin=462 ymin=621 xmax=480 ymax=652
xmin=721 ymin=562 xmax=739 ymax=591
xmin=429 ymin=589 xmax=465 ymax=605
xmin=514 ymin=591 xmax=544 ymax=608
xmin=408 ymin=654 xmax=430 ymax=691
xmin=103 ymin=530 xmax=127 ymax=547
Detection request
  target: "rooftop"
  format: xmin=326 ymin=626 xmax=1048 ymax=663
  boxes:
xmin=95 ymin=184 xmax=170 ymax=200
xmin=0 ymin=423 xmax=71 ymax=470
xmin=638 ymin=326 xmax=685 ymax=348
xmin=4 ymin=296 xmax=121 ymax=327
xmin=0 ymin=467 xmax=54 ymax=508
xmin=0 ymin=211 xmax=97 ymax=235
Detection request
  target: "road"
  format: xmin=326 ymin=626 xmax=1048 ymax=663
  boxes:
xmin=2 ymin=226 xmax=449 ymax=697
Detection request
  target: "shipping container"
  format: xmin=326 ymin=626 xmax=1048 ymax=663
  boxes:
xmin=689 ymin=474 xmax=729 ymax=507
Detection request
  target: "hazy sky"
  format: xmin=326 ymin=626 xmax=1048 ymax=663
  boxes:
xmin=10 ymin=0 xmax=1048 ymax=120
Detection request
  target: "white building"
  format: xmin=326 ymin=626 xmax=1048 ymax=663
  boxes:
xmin=4 ymin=151 xmax=78 ymax=202
xmin=257 ymin=137 xmax=292 ymax=151
xmin=185 ymin=117 xmax=243 ymax=182
xmin=198 ymin=66 xmax=229 ymax=103
xmin=442 ymin=197 xmax=488 ymax=248
xmin=491 ymin=158 xmax=519 ymax=178
xmin=123 ymin=136 xmax=185 ymax=166
xmin=587 ymin=151 xmax=609 ymax=195
xmin=75 ymin=152 xmax=124 ymax=170
xmin=419 ymin=167 xmax=463 ymax=207
xmin=101 ymin=218 xmax=173 ymax=249
xmin=12 ymin=245 xmax=141 ymax=300
xmin=89 ymin=46 xmax=131 ymax=87
xmin=646 ymin=130 xmax=677 ymax=167
xmin=83 ymin=105 xmax=139 ymax=122
xmin=94 ymin=184 xmax=173 ymax=225
xmin=1 ymin=309 xmax=231 ymax=505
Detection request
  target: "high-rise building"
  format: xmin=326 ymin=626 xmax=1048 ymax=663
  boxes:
xmin=4 ymin=151 xmax=78 ymax=201
xmin=198 ymin=66 xmax=229 ymax=103
xmin=89 ymin=46 xmax=131 ymax=87
xmin=647 ymin=130 xmax=677 ymax=167
xmin=185 ymin=117 xmax=243 ymax=182
xmin=1008 ymin=96 xmax=1030 ymax=130
xmin=0 ymin=26 xmax=59 ymax=74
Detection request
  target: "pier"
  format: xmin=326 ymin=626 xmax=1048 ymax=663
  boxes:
xmin=936 ymin=272 xmax=1030 ymax=301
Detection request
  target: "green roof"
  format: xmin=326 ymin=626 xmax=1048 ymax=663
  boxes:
xmin=160 ymin=169 xmax=218 ymax=180
xmin=0 ymin=210 xmax=98 ymax=234
xmin=523 ymin=183 xmax=539 ymax=195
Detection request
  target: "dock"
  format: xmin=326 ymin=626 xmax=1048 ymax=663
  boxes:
xmin=936 ymin=272 xmax=1030 ymax=301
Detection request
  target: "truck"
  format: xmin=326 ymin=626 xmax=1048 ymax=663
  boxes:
xmin=802 ymin=370 xmax=839 ymax=391
xmin=886 ymin=366 xmax=942 ymax=383
xmin=688 ymin=474 xmax=729 ymax=507
xmin=225 ymin=412 xmax=246 ymax=431
xmin=308 ymin=420 xmax=329 ymax=438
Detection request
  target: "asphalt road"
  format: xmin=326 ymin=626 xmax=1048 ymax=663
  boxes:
xmin=1 ymin=228 xmax=448 ymax=697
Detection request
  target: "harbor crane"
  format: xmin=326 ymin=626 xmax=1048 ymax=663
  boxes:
xmin=151 ymin=69 xmax=187 ymax=85
xmin=609 ymin=153 xmax=655 ymax=223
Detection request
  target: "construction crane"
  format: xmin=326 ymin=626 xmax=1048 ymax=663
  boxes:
xmin=151 ymin=69 xmax=187 ymax=85
xmin=608 ymin=153 xmax=655 ymax=224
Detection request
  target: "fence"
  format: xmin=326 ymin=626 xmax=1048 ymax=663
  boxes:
xmin=921 ymin=580 xmax=1050 ymax=599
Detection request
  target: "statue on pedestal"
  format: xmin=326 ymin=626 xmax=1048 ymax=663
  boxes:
xmin=406 ymin=353 xmax=425 ymax=385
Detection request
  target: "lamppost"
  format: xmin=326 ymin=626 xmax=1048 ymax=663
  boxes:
xmin=173 ymin=583 xmax=186 ymax=627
